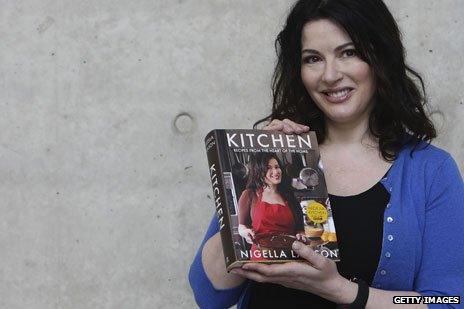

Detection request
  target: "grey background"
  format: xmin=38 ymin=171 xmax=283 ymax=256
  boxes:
xmin=1 ymin=0 xmax=462 ymax=308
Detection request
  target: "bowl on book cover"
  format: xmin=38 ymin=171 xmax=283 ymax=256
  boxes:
xmin=304 ymin=226 xmax=324 ymax=239
xmin=254 ymin=232 xmax=305 ymax=250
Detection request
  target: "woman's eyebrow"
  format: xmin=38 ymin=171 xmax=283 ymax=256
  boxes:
xmin=301 ymin=48 xmax=320 ymax=55
xmin=301 ymin=42 xmax=354 ymax=54
xmin=334 ymin=42 xmax=354 ymax=51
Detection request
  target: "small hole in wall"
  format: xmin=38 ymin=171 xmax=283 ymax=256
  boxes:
xmin=173 ymin=112 xmax=195 ymax=134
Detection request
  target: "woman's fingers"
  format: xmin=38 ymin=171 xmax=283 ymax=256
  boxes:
xmin=283 ymin=119 xmax=304 ymax=134
xmin=285 ymin=118 xmax=310 ymax=133
xmin=237 ymin=262 xmax=317 ymax=286
xmin=292 ymin=241 xmax=327 ymax=270
xmin=263 ymin=119 xmax=310 ymax=134
xmin=242 ymin=262 xmax=276 ymax=276
xmin=296 ymin=234 xmax=306 ymax=243
xmin=263 ymin=119 xmax=284 ymax=131
xmin=230 ymin=268 xmax=289 ymax=283
xmin=298 ymin=123 xmax=310 ymax=132
xmin=241 ymin=263 xmax=297 ymax=280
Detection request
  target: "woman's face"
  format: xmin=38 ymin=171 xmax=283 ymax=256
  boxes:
xmin=264 ymin=158 xmax=282 ymax=186
xmin=300 ymin=19 xmax=376 ymax=125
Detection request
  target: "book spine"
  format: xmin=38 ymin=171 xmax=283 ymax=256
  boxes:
xmin=205 ymin=130 xmax=235 ymax=270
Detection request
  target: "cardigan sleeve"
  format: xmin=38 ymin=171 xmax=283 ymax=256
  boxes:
xmin=414 ymin=154 xmax=464 ymax=307
xmin=188 ymin=214 xmax=247 ymax=309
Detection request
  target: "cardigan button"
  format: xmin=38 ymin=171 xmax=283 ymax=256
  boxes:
xmin=386 ymin=203 xmax=391 ymax=209
xmin=380 ymin=270 xmax=387 ymax=275
xmin=389 ymin=187 xmax=393 ymax=192
xmin=387 ymin=235 xmax=394 ymax=241
xmin=385 ymin=252 xmax=391 ymax=258
xmin=387 ymin=217 xmax=394 ymax=223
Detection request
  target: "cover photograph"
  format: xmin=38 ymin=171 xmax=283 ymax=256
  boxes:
xmin=205 ymin=129 xmax=339 ymax=270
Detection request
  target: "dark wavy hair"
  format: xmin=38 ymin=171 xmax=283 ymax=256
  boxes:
xmin=246 ymin=153 xmax=304 ymax=230
xmin=255 ymin=0 xmax=436 ymax=161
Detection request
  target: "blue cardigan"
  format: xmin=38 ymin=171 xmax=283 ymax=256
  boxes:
xmin=189 ymin=143 xmax=464 ymax=308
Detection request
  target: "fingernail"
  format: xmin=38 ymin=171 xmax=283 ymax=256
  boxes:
xmin=230 ymin=269 xmax=238 ymax=274
xmin=292 ymin=241 xmax=302 ymax=250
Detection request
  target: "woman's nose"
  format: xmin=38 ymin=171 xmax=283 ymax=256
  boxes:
xmin=322 ymin=59 xmax=343 ymax=84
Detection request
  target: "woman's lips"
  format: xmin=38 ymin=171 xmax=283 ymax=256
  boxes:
xmin=322 ymin=88 xmax=354 ymax=103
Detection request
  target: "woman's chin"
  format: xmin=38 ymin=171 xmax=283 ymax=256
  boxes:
xmin=325 ymin=111 xmax=366 ymax=125
xmin=265 ymin=180 xmax=281 ymax=186
xmin=320 ymin=102 xmax=372 ymax=125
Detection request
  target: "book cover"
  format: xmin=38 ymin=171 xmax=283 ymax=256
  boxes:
xmin=205 ymin=129 xmax=339 ymax=271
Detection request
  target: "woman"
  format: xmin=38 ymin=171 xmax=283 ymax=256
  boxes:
xmin=237 ymin=153 xmax=305 ymax=260
xmin=189 ymin=0 xmax=464 ymax=308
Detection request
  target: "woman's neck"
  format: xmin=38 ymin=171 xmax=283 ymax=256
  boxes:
xmin=323 ymin=115 xmax=377 ymax=148
xmin=263 ymin=184 xmax=278 ymax=194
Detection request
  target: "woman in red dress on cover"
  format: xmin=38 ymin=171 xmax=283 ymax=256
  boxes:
xmin=237 ymin=153 xmax=305 ymax=260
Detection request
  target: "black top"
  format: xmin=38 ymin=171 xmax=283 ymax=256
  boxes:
xmin=247 ymin=181 xmax=390 ymax=308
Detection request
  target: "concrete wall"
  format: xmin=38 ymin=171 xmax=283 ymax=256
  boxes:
xmin=1 ymin=0 xmax=462 ymax=308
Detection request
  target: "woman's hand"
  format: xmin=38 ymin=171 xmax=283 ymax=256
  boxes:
xmin=231 ymin=241 xmax=358 ymax=304
xmin=238 ymin=224 xmax=255 ymax=244
xmin=263 ymin=119 xmax=310 ymax=134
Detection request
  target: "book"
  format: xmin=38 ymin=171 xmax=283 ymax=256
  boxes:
xmin=205 ymin=129 xmax=339 ymax=271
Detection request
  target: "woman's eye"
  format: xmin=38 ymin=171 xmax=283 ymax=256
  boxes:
xmin=342 ymin=49 xmax=357 ymax=57
xmin=302 ymin=55 xmax=321 ymax=64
